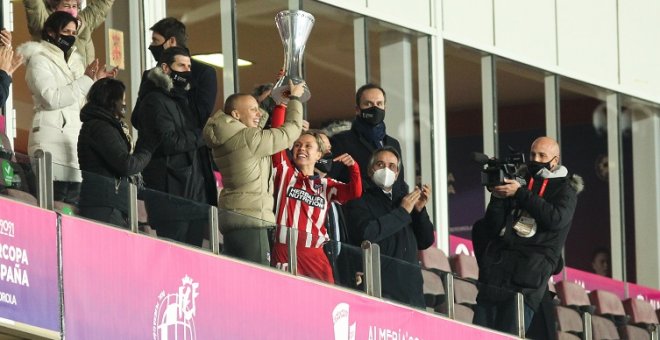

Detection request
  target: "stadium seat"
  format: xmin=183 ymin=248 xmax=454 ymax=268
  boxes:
xmin=555 ymin=305 xmax=584 ymax=335
xmin=556 ymin=281 xmax=594 ymax=313
xmin=589 ymin=290 xmax=651 ymax=340
xmin=419 ymin=247 xmax=451 ymax=274
xmin=556 ymin=331 xmax=581 ymax=340
xmin=422 ymin=269 xmax=445 ymax=310
xmin=622 ymin=298 xmax=658 ymax=326
xmin=453 ymin=277 xmax=478 ymax=307
xmin=449 ymin=254 xmax=479 ymax=280
xmin=589 ymin=290 xmax=626 ymax=318
xmin=591 ymin=315 xmax=621 ymax=340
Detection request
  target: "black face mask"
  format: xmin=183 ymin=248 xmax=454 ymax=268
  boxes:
xmin=527 ymin=157 xmax=555 ymax=176
xmin=170 ymin=70 xmax=191 ymax=89
xmin=315 ymin=153 xmax=333 ymax=174
xmin=148 ymin=43 xmax=165 ymax=63
xmin=358 ymin=106 xmax=386 ymax=126
xmin=54 ymin=35 xmax=75 ymax=54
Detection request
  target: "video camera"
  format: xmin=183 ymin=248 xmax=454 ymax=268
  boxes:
xmin=472 ymin=151 xmax=526 ymax=187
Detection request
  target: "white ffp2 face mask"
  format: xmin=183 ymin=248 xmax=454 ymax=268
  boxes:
xmin=372 ymin=168 xmax=396 ymax=189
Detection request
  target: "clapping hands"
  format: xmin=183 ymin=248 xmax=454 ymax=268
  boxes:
xmin=85 ymin=59 xmax=118 ymax=81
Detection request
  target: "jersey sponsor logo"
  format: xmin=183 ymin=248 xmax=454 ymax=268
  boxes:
xmin=286 ymin=187 xmax=326 ymax=208
xmin=153 ymin=275 xmax=199 ymax=340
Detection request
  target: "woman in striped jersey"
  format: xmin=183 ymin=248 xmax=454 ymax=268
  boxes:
xmin=269 ymin=104 xmax=362 ymax=283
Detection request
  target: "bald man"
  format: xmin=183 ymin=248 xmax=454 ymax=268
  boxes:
xmin=472 ymin=136 xmax=583 ymax=334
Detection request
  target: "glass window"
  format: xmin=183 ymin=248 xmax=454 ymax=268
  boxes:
xmin=559 ymin=79 xmax=611 ymax=274
xmin=496 ymin=57 xmax=545 ymax=158
xmin=444 ymin=42 xmax=483 ymax=239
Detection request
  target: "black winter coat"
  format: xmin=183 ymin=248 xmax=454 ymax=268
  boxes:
xmin=132 ymin=67 xmax=208 ymax=214
xmin=134 ymin=58 xmax=218 ymax=205
xmin=345 ymin=181 xmax=435 ymax=308
xmin=330 ymin=124 xmax=407 ymax=192
xmin=472 ymin=170 xmax=581 ymax=309
xmin=77 ymin=103 xmax=153 ymax=213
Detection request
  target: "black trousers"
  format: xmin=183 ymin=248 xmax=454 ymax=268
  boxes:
xmin=152 ymin=218 xmax=206 ymax=247
xmin=79 ymin=206 xmax=128 ymax=229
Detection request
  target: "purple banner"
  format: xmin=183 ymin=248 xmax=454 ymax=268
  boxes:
xmin=0 ymin=197 xmax=60 ymax=332
xmin=62 ymin=216 xmax=515 ymax=339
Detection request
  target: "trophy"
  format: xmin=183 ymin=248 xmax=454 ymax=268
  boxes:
xmin=270 ymin=10 xmax=315 ymax=104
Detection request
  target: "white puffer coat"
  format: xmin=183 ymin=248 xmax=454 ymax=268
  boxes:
xmin=17 ymin=41 xmax=93 ymax=182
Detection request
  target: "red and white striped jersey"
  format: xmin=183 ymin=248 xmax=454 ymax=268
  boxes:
xmin=272 ymin=151 xmax=361 ymax=248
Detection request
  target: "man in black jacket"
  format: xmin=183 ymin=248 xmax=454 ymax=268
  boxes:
xmin=330 ymin=84 xmax=406 ymax=193
xmin=132 ymin=47 xmax=208 ymax=246
xmin=345 ymin=147 xmax=434 ymax=308
xmin=472 ymin=136 xmax=582 ymax=335
xmin=134 ymin=17 xmax=218 ymax=207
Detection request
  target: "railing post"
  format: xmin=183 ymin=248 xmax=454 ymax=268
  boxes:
xmin=361 ymin=241 xmax=382 ymax=298
xmin=445 ymin=273 xmax=455 ymax=320
xmin=34 ymin=150 xmax=53 ymax=210
xmin=516 ymin=292 xmax=525 ymax=339
xmin=651 ymin=324 xmax=658 ymax=340
xmin=208 ymin=206 xmax=219 ymax=255
xmin=287 ymin=227 xmax=298 ymax=275
xmin=128 ymin=183 xmax=138 ymax=233
xmin=582 ymin=312 xmax=593 ymax=340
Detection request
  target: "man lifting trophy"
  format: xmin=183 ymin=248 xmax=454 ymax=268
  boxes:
xmin=270 ymin=10 xmax=315 ymax=104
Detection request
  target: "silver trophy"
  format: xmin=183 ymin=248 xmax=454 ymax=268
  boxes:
xmin=270 ymin=10 xmax=315 ymax=104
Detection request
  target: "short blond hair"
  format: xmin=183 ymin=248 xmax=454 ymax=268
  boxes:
xmin=298 ymin=131 xmax=328 ymax=155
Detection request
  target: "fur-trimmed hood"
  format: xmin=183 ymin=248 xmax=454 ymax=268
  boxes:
xmin=146 ymin=66 xmax=191 ymax=92
xmin=568 ymin=173 xmax=584 ymax=194
xmin=17 ymin=40 xmax=81 ymax=64
xmin=16 ymin=40 xmax=85 ymax=80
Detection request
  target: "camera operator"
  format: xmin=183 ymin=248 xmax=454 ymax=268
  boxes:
xmin=472 ymin=136 xmax=583 ymax=334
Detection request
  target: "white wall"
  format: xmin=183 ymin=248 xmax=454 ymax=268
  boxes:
xmin=556 ymin=0 xmax=619 ymax=88
xmin=618 ymin=0 xmax=660 ymax=103
xmin=317 ymin=0 xmax=435 ymax=34
xmin=494 ymin=0 xmax=556 ymax=67
xmin=439 ymin=0 xmax=660 ymax=106
xmin=441 ymin=0 xmax=493 ymax=48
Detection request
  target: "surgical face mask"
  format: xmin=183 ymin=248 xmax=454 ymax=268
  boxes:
xmin=170 ymin=70 xmax=191 ymax=89
xmin=55 ymin=34 xmax=75 ymax=54
xmin=148 ymin=43 xmax=165 ymax=63
xmin=372 ymin=167 xmax=396 ymax=189
xmin=314 ymin=153 xmax=333 ymax=174
xmin=527 ymin=157 xmax=555 ymax=176
xmin=359 ymin=106 xmax=385 ymax=126
xmin=60 ymin=8 xmax=78 ymax=18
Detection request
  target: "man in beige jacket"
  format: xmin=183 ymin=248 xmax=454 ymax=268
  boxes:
xmin=203 ymin=81 xmax=304 ymax=265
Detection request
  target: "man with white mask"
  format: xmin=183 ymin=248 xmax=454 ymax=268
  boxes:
xmin=344 ymin=146 xmax=435 ymax=308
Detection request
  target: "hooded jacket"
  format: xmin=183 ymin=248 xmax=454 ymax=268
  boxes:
xmin=17 ymin=40 xmax=92 ymax=182
xmin=23 ymin=0 xmax=115 ymax=65
xmin=472 ymin=166 xmax=584 ymax=309
xmin=77 ymin=103 xmax=154 ymax=213
xmin=203 ymin=99 xmax=303 ymax=230
xmin=132 ymin=66 xmax=207 ymax=208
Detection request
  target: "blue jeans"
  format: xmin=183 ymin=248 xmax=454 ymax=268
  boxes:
xmin=473 ymin=300 xmax=534 ymax=335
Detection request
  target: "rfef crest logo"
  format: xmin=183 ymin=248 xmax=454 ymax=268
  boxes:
xmin=153 ymin=275 xmax=199 ymax=340
xmin=333 ymin=303 xmax=356 ymax=340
